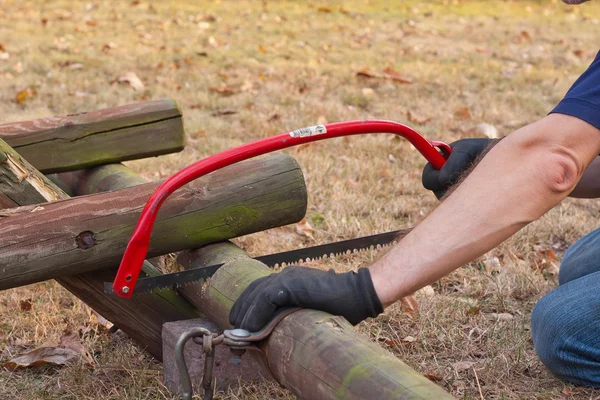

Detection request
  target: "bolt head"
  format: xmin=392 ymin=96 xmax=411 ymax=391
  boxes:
xmin=122 ymin=286 xmax=130 ymax=294
xmin=230 ymin=329 xmax=251 ymax=338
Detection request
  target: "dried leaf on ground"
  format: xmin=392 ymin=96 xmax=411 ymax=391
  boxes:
xmin=355 ymin=68 xmax=413 ymax=84
xmin=211 ymin=109 xmax=237 ymax=116
xmin=533 ymin=247 xmax=559 ymax=276
xmin=485 ymin=312 xmax=514 ymax=321
xmin=385 ymin=335 xmax=417 ymax=345
xmin=400 ymin=294 xmax=419 ymax=317
xmin=466 ymin=122 xmax=498 ymax=139
xmin=453 ymin=361 xmax=476 ymax=372
xmin=454 ymin=106 xmax=473 ymax=120
xmin=295 ymin=218 xmax=315 ymax=240
xmin=2 ymin=347 xmax=80 ymax=371
xmin=58 ymin=330 xmax=94 ymax=366
xmin=383 ymin=67 xmax=414 ymax=84
xmin=117 ymin=72 xmax=145 ymax=91
xmin=19 ymin=299 xmax=32 ymax=312
xmin=2 ymin=330 xmax=94 ymax=371
xmin=406 ymin=110 xmax=431 ymax=125
xmin=424 ymin=373 xmax=444 ymax=382
xmin=208 ymin=85 xmax=239 ymax=96
xmin=15 ymin=88 xmax=36 ymax=104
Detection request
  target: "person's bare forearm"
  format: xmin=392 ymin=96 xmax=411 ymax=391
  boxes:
xmin=371 ymin=114 xmax=600 ymax=307
xmin=569 ymin=156 xmax=600 ymax=198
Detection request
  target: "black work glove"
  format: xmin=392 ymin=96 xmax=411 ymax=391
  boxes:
xmin=229 ymin=266 xmax=383 ymax=332
xmin=422 ymin=138 xmax=492 ymax=200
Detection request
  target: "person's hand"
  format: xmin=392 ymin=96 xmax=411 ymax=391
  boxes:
xmin=422 ymin=138 xmax=493 ymax=199
xmin=229 ymin=266 xmax=383 ymax=332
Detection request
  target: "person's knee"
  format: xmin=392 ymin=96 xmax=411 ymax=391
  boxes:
xmin=531 ymin=287 xmax=600 ymax=388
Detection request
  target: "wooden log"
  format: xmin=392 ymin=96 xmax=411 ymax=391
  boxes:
xmin=0 ymin=139 xmax=199 ymax=359
xmin=0 ymin=154 xmax=307 ymax=290
xmin=177 ymin=243 xmax=454 ymax=400
xmin=0 ymin=99 xmax=185 ymax=174
xmin=55 ymin=164 xmax=205 ymax=359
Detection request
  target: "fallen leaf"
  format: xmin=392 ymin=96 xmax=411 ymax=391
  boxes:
xmin=68 ymin=62 xmax=84 ymax=70
xmin=453 ymin=106 xmax=473 ymax=120
xmin=517 ymin=30 xmax=532 ymax=42
xmin=317 ymin=6 xmax=332 ymax=13
xmin=400 ymin=295 xmax=419 ymax=317
xmin=466 ymin=122 xmax=498 ymax=139
xmin=383 ymin=67 xmax=414 ymax=84
xmin=208 ymin=85 xmax=239 ymax=96
xmin=58 ymin=330 xmax=94 ymax=366
xmin=406 ymin=110 xmax=431 ymax=125
xmin=573 ymin=49 xmax=585 ymax=58
xmin=211 ymin=109 xmax=237 ymax=116
xmin=485 ymin=312 xmax=514 ymax=321
xmin=208 ymin=36 xmax=218 ymax=48
xmin=267 ymin=113 xmax=280 ymax=122
xmin=453 ymin=361 xmax=476 ymax=372
xmin=361 ymin=87 xmax=376 ymax=97
xmin=0 ymin=43 xmax=5 ymax=52
xmin=2 ymin=347 xmax=80 ymax=371
xmin=483 ymin=256 xmax=501 ymax=275
xmin=15 ymin=88 xmax=36 ymax=104
xmin=355 ymin=68 xmax=413 ymax=84
xmin=102 ymin=42 xmax=117 ymax=52
xmin=19 ymin=299 xmax=32 ymax=312
xmin=417 ymin=285 xmax=435 ymax=297
xmin=258 ymin=44 xmax=266 ymax=53
xmin=117 ymin=72 xmax=145 ymax=91
xmin=424 ymin=373 xmax=443 ymax=382
xmin=295 ymin=218 xmax=315 ymax=240
xmin=385 ymin=335 xmax=417 ymax=345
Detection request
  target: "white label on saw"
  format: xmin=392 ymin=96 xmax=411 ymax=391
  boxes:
xmin=289 ymin=124 xmax=327 ymax=138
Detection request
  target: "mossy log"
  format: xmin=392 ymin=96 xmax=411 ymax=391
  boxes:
xmin=177 ymin=243 xmax=454 ymax=400
xmin=0 ymin=153 xmax=307 ymax=290
xmin=0 ymin=99 xmax=185 ymax=174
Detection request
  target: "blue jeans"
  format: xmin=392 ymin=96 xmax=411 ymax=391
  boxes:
xmin=531 ymin=228 xmax=600 ymax=388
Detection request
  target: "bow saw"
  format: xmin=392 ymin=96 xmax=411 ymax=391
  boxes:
xmin=106 ymin=120 xmax=451 ymax=297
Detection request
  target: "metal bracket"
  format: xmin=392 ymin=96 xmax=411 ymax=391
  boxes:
xmin=174 ymin=307 xmax=301 ymax=400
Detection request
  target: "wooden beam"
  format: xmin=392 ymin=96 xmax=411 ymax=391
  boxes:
xmin=0 ymin=99 xmax=185 ymax=174
xmin=0 ymin=154 xmax=307 ymax=290
xmin=177 ymin=243 xmax=454 ymax=400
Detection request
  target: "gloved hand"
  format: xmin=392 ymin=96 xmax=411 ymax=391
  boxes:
xmin=229 ymin=266 xmax=383 ymax=332
xmin=422 ymin=138 xmax=493 ymax=199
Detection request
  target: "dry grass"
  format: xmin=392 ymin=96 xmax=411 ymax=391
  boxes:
xmin=2 ymin=0 xmax=600 ymax=399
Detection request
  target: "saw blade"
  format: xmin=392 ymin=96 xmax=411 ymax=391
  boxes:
xmin=104 ymin=229 xmax=403 ymax=296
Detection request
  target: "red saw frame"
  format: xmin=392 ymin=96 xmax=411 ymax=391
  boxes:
xmin=112 ymin=120 xmax=451 ymax=298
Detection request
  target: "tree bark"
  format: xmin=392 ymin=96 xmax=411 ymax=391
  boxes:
xmin=177 ymin=243 xmax=454 ymax=400
xmin=0 ymin=154 xmax=307 ymax=290
xmin=0 ymin=99 xmax=184 ymax=174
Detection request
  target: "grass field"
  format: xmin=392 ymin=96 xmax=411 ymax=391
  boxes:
xmin=1 ymin=0 xmax=600 ymax=399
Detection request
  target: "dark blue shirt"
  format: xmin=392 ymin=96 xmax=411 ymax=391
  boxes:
xmin=551 ymin=50 xmax=600 ymax=130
